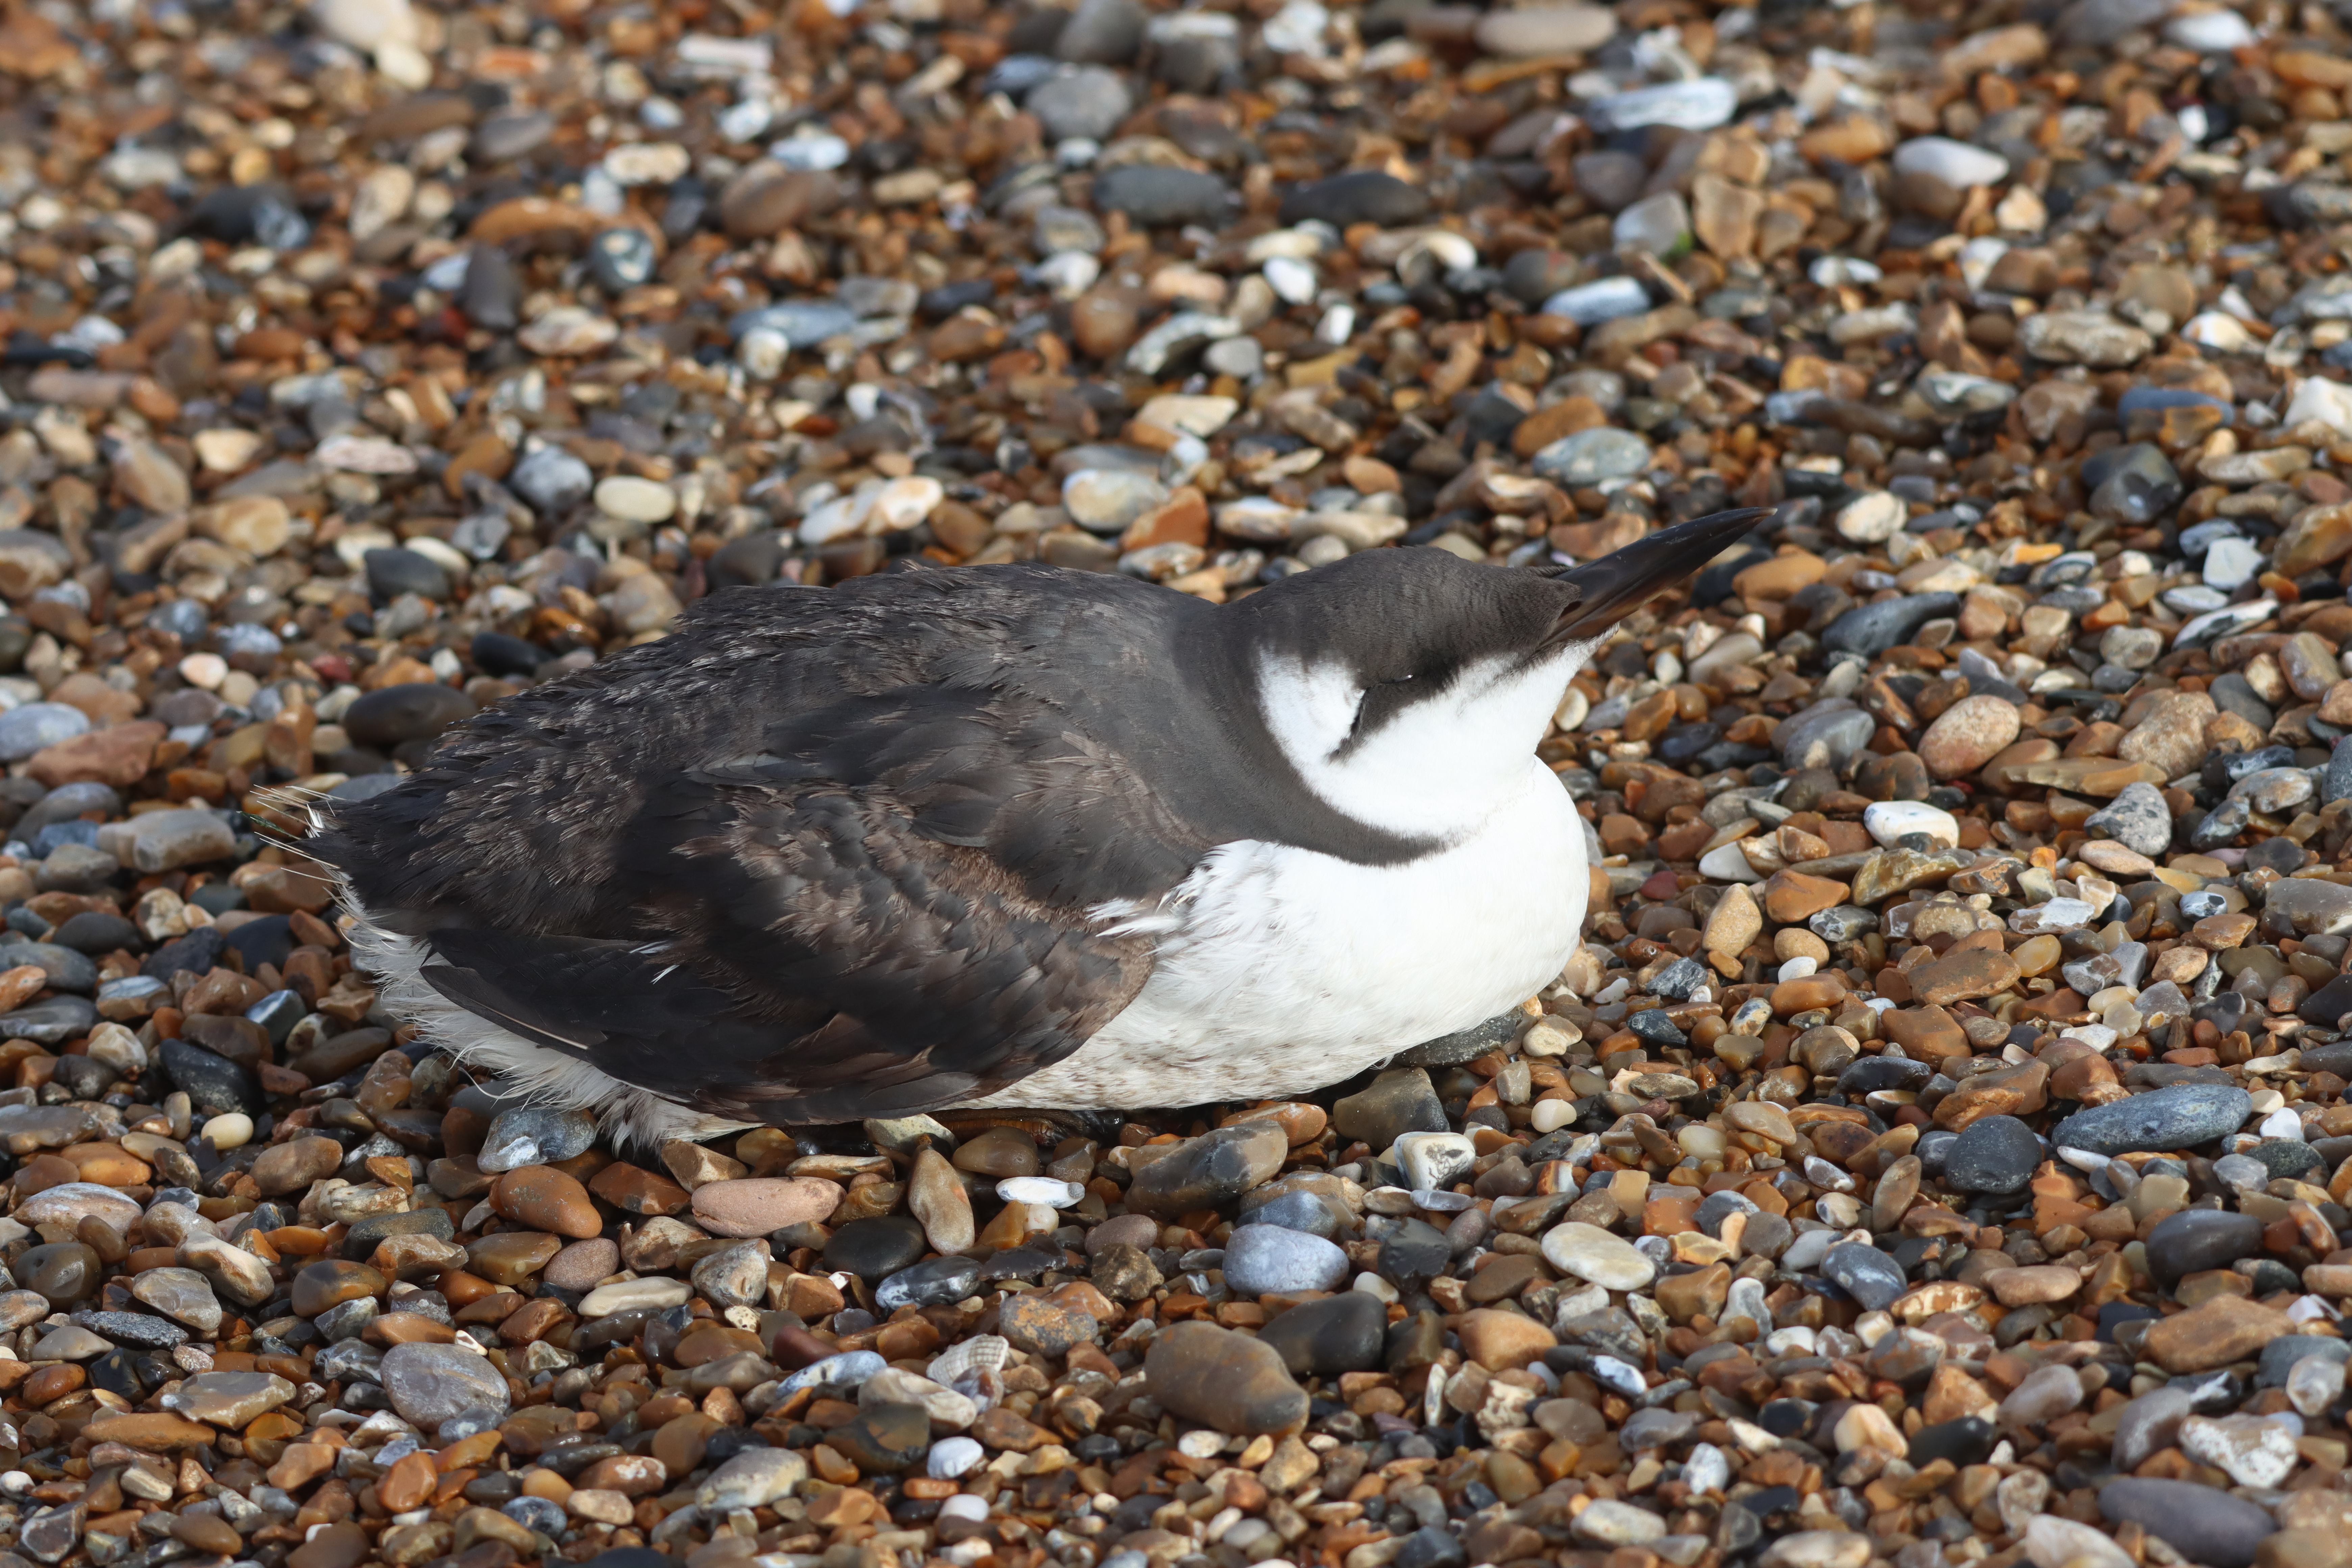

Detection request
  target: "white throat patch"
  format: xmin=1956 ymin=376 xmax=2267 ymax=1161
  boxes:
xmin=1253 ymin=642 xmax=1586 ymax=841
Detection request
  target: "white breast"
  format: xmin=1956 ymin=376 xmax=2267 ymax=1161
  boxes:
xmin=959 ymin=761 xmax=1589 ymax=1109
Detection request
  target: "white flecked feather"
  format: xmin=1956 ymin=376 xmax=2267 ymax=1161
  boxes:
xmin=335 ymin=875 xmax=755 ymax=1148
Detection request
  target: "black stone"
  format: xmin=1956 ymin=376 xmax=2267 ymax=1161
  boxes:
xmin=1943 ymin=1116 xmax=2040 ymax=1195
xmin=160 ymin=1038 xmax=261 ymax=1116
xmin=873 ymin=1256 xmax=981 ymax=1311
xmin=2143 ymin=1208 xmax=2264 ymax=1289
xmin=1093 ymin=166 xmax=1230 ymax=227
xmin=459 ymin=244 xmax=521 ymax=331
xmin=0 ymin=994 xmax=91 ymax=1045
xmin=1907 ymin=1417 xmax=1996 ymax=1467
xmin=1384 ymin=1309 xmax=1444 ymax=1372
xmin=365 ymin=547 xmax=452 ymax=603
xmin=1839 ymin=1057 xmax=1932 ymax=1095
xmin=979 ymin=1245 xmax=1059 ymax=1281
xmin=1256 ymin=1290 xmax=1388 ymax=1377
xmin=2258 ymin=1335 xmax=2349 ymax=1388
xmin=1139 ymin=1127 xmax=1312 ymax=1220
xmin=2099 ymin=1478 xmax=2276 ymax=1568
xmin=192 ymin=185 xmax=307 ymax=247
xmin=342 ymin=1206 xmax=457 ymax=1260
xmin=1376 ymin=1219 xmax=1452 ymax=1291
xmin=1393 ymin=1527 xmax=1467 ymax=1568
xmin=2302 ymin=976 xmax=2352 ymax=1029
xmin=344 ymin=683 xmax=479 ymax=749
xmin=88 ymin=1347 xmax=145 ymax=1400
xmin=1394 ymin=1014 xmax=1520 ymax=1071
xmin=222 ymin=915 xmax=294 ymax=974
xmin=709 ymin=532 xmax=791 ymax=588
xmin=1820 ymin=592 xmax=1962 ymax=659
xmin=2096 ymin=1302 xmax=2159 ymax=1345
xmin=2051 ymin=1083 xmax=2252 ymax=1155
xmin=48 ymin=1056 xmax=109 ymax=1099
xmin=1336 ymin=1067 xmax=1439 ymax=1152
xmin=72 ymin=1316 xmax=186 ymax=1354
xmin=1821 ymin=1241 xmax=1906 ymax=1310
xmin=824 ymin=1217 xmax=928 ymax=1279
xmin=50 ymin=911 xmax=138 ymax=956
xmin=12 ymin=942 xmax=93 ymax=993
xmin=144 ymin=926 xmax=228 ymax=981
xmin=1278 ymin=171 xmax=1432 ymax=228
xmin=471 ymin=632 xmax=546 ymax=677
xmin=1626 ymin=1008 xmax=1688 ymax=1046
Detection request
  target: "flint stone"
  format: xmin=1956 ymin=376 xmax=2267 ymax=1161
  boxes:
xmin=2099 ymin=1477 xmax=2277 ymax=1568
xmin=2051 ymin=1084 xmax=2251 ymax=1154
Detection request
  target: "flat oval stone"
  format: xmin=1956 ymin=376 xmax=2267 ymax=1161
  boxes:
xmin=1541 ymin=1222 xmax=1657 ymax=1290
xmin=1943 ymin=1116 xmax=2040 ymax=1195
xmin=875 ymin=1257 xmax=983 ymax=1312
xmin=1222 ymin=1224 xmax=1349 ymax=1297
xmin=2098 ymin=1477 xmax=2276 ymax=1568
xmin=1253 ymin=1290 xmax=1387 ymax=1377
xmin=2143 ymin=1208 xmax=2264 ymax=1289
xmin=2052 ymin=1084 xmax=2252 ymax=1155
xmin=292 ymin=1259 xmax=387 ymax=1317
xmin=1822 ymin=1242 xmax=1907 ymax=1310
xmin=378 ymin=1342 xmax=513 ymax=1430
xmin=1143 ymin=1320 xmax=1308 ymax=1436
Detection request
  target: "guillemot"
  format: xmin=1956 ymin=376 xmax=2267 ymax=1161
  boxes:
xmin=313 ymin=506 xmax=1769 ymax=1144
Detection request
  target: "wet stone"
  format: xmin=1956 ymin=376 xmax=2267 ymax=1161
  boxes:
xmin=1144 ymin=1320 xmax=1308 ymax=1435
xmin=826 ymin=1216 xmax=929 ymax=1280
xmin=1822 ymin=1242 xmax=1907 ymax=1310
xmin=2099 ymin=1478 xmax=2278 ymax=1568
xmin=2145 ymin=1209 xmax=2265 ymax=1288
xmin=379 ymin=1342 xmax=512 ymax=1429
xmin=876 ymin=1256 xmax=982 ymax=1312
xmin=1943 ymin=1115 xmax=2039 ymax=1194
xmin=1255 ymin=1289 xmax=1387 ymax=1376
xmin=1222 ymin=1224 xmax=1350 ymax=1296
xmin=2053 ymin=1084 xmax=2253 ymax=1155
xmin=1278 ymin=171 xmax=1432 ymax=228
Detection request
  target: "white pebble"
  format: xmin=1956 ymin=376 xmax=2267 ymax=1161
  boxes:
xmin=928 ymin=1437 xmax=985 ymax=1479
xmin=1862 ymin=800 xmax=1959 ymax=850
xmin=1264 ymin=256 xmax=1316 ymax=304
xmin=178 ymin=653 xmax=228 ymax=691
xmin=200 ymin=1112 xmax=253 ymax=1151
xmin=1530 ymin=1099 xmax=1576 ymax=1134
xmin=1776 ymin=956 xmax=1818 ymax=982
xmin=2261 ymin=1107 xmax=2306 ymax=1141
xmin=996 ymin=1176 xmax=1084 ymax=1208
xmin=937 ymin=1493 xmax=990 ymax=1522
xmin=1698 ymin=842 xmax=1761 ymax=882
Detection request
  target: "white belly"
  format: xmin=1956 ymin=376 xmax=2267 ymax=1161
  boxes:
xmin=962 ymin=762 xmax=1589 ymax=1109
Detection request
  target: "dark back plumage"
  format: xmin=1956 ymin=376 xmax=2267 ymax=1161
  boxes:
xmin=317 ymin=562 xmax=1474 ymax=1122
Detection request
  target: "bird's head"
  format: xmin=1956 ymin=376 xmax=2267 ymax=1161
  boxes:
xmin=1227 ymin=506 xmax=1772 ymax=839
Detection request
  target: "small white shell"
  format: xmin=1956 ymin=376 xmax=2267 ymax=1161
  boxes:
xmin=927 ymin=1333 xmax=1011 ymax=1385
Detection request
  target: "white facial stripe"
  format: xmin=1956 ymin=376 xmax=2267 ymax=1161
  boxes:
xmin=1255 ymin=645 xmax=1588 ymax=840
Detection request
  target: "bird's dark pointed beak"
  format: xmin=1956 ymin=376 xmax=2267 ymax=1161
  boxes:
xmin=1549 ymin=507 xmax=1775 ymax=642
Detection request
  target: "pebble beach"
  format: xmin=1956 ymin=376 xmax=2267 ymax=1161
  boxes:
xmin=9 ymin=1 xmax=2352 ymax=1568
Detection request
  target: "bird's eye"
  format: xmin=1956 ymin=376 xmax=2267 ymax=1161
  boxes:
xmin=1385 ymin=673 xmax=1414 ymax=685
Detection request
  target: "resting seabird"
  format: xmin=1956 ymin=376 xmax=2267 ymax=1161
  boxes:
xmin=314 ymin=506 xmax=1768 ymax=1143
